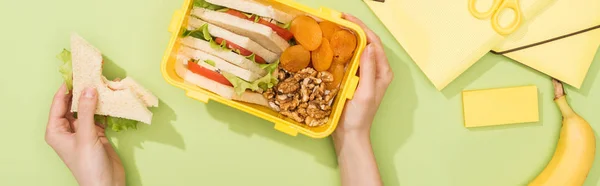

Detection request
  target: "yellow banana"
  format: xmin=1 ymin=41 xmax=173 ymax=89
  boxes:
xmin=528 ymin=79 xmax=596 ymax=186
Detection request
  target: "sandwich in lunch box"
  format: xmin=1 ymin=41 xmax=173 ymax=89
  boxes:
xmin=193 ymin=0 xmax=295 ymax=54
xmin=175 ymin=0 xmax=358 ymax=127
xmin=57 ymin=34 xmax=158 ymax=132
xmin=175 ymin=0 xmax=296 ymax=106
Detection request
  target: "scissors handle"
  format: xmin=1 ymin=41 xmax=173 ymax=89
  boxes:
xmin=490 ymin=0 xmax=522 ymax=35
xmin=468 ymin=0 xmax=502 ymax=19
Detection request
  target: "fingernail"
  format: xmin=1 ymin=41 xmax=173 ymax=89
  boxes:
xmin=83 ymin=87 xmax=96 ymax=98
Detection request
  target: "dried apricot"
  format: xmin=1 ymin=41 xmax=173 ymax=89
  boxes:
xmin=280 ymin=45 xmax=311 ymax=73
xmin=319 ymin=21 xmax=342 ymax=41
xmin=311 ymin=38 xmax=334 ymax=72
xmin=290 ymin=15 xmax=323 ymax=51
xmin=327 ymin=63 xmax=345 ymax=90
xmin=330 ymin=30 xmax=357 ymax=64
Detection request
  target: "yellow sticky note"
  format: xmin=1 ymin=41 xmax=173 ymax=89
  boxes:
xmin=462 ymin=85 xmax=539 ymax=127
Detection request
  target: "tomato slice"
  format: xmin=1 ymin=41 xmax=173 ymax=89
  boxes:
xmin=215 ymin=37 xmax=267 ymax=64
xmin=253 ymin=17 xmax=294 ymax=41
xmin=187 ymin=60 xmax=233 ymax=86
xmin=225 ymin=9 xmax=293 ymax=41
xmin=226 ymin=9 xmax=252 ymax=21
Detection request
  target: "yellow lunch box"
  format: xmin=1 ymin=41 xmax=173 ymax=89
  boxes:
xmin=161 ymin=0 xmax=367 ymax=138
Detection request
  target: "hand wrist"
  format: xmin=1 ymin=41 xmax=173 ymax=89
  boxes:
xmin=333 ymin=129 xmax=369 ymax=140
xmin=332 ymin=129 xmax=371 ymax=151
xmin=333 ymin=122 xmax=371 ymax=142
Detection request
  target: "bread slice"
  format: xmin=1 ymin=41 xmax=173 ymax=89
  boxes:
xmin=70 ymin=34 xmax=156 ymax=124
xmin=205 ymin=0 xmax=294 ymax=24
xmin=188 ymin=17 xmax=279 ymax=63
xmin=179 ymin=46 xmax=263 ymax=82
xmin=174 ymin=56 xmax=269 ymax=107
xmin=180 ymin=36 xmax=266 ymax=76
xmin=191 ymin=8 xmax=290 ymax=54
xmin=103 ymin=77 xmax=159 ymax=107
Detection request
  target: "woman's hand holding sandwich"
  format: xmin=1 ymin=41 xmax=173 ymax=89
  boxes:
xmin=46 ymin=84 xmax=125 ymax=186
xmin=332 ymin=14 xmax=393 ymax=186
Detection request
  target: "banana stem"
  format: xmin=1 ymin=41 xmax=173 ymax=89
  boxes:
xmin=553 ymin=78 xmax=565 ymax=99
xmin=553 ymin=79 xmax=575 ymax=118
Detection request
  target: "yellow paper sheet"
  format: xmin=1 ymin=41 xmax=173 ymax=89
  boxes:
xmin=494 ymin=0 xmax=600 ymax=88
xmin=504 ymin=29 xmax=600 ymax=88
xmin=364 ymin=0 xmax=553 ymax=90
xmin=462 ymin=85 xmax=539 ymax=127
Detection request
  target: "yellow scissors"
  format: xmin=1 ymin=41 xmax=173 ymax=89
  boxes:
xmin=468 ymin=0 xmax=523 ymax=35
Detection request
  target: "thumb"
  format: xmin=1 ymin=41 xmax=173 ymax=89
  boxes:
xmin=357 ymin=44 xmax=376 ymax=91
xmin=76 ymin=87 xmax=99 ymax=140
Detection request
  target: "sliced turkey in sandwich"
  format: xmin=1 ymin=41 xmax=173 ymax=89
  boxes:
xmin=174 ymin=54 xmax=272 ymax=107
xmin=179 ymin=45 xmax=263 ymax=82
xmin=187 ymin=17 xmax=279 ymax=64
xmin=178 ymin=35 xmax=280 ymax=97
xmin=180 ymin=36 xmax=266 ymax=76
xmin=204 ymin=0 xmax=294 ymax=24
xmin=191 ymin=0 xmax=295 ymax=54
xmin=174 ymin=45 xmax=279 ymax=105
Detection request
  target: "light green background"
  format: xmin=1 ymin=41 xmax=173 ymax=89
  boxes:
xmin=1 ymin=0 xmax=599 ymax=185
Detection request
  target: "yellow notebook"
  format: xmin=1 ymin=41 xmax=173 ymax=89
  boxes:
xmin=462 ymin=85 xmax=539 ymax=127
xmin=364 ymin=0 xmax=553 ymax=90
xmin=493 ymin=0 xmax=600 ymax=88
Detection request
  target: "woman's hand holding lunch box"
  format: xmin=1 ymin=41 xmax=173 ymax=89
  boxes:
xmin=331 ymin=13 xmax=393 ymax=186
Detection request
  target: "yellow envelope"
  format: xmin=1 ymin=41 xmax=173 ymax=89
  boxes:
xmin=493 ymin=0 xmax=600 ymax=88
xmin=364 ymin=0 xmax=553 ymax=90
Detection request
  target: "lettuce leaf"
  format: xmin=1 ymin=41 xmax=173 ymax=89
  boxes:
xmin=210 ymin=38 xmax=230 ymax=52
xmin=106 ymin=117 xmax=138 ymax=132
xmin=74 ymin=113 xmax=139 ymax=132
xmin=223 ymin=72 xmax=278 ymax=95
xmin=201 ymin=24 xmax=211 ymax=40
xmin=283 ymin=22 xmax=292 ymax=30
xmin=184 ymin=24 xmax=231 ymax=52
xmin=183 ymin=23 xmax=211 ymax=41
xmin=254 ymin=15 xmax=261 ymax=23
xmin=204 ymin=59 xmax=216 ymax=67
xmin=223 ymin=60 xmax=280 ymax=95
xmin=277 ymin=22 xmax=292 ymax=30
xmin=57 ymin=49 xmax=73 ymax=91
xmin=216 ymin=8 xmax=230 ymax=12
xmin=259 ymin=60 xmax=280 ymax=72
xmin=233 ymin=49 xmax=242 ymax=55
xmin=242 ymin=12 xmax=254 ymax=19
xmin=245 ymin=53 xmax=257 ymax=63
xmin=193 ymin=0 xmax=223 ymax=11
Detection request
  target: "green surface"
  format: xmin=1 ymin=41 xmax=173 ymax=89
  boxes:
xmin=1 ymin=0 xmax=599 ymax=185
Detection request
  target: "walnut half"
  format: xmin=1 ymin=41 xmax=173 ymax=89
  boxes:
xmin=281 ymin=110 xmax=304 ymax=123
xmin=277 ymin=78 xmax=300 ymax=94
xmin=306 ymin=117 xmax=329 ymax=127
